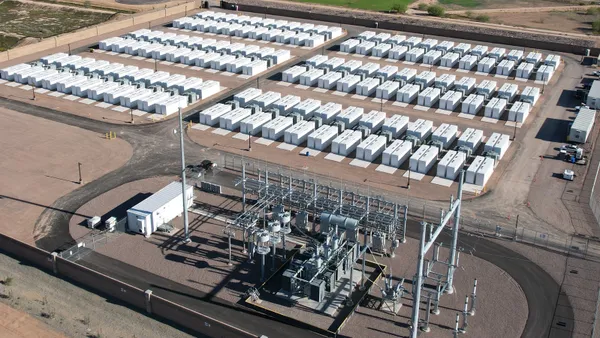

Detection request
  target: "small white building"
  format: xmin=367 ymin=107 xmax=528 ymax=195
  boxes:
xmin=127 ymin=182 xmax=194 ymax=237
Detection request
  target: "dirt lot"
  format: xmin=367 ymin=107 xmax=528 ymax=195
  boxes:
xmin=0 ymin=302 xmax=66 ymax=338
xmin=0 ymin=107 xmax=132 ymax=244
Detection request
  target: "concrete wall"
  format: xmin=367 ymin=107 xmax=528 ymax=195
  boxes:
xmin=0 ymin=1 xmax=201 ymax=63
xmin=227 ymin=0 xmax=599 ymax=55
xmin=0 ymin=233 xmax=255 ymax=338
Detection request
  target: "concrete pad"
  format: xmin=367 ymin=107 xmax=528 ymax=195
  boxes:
xmin=375 ymin=165 xmax=397 ymax=175
xmin=94 ymin=49 xmax=106 ymax=53
xmin=475 ymin=71 xmax=489 ymax=76
xmin=132 ymin=56 xmax=145 ymax=60
xmin=232 ymin=36 xmax=242 ymax=40
xmin=431 ymin=176 xmax=454 ymax=187
xmin=222 ymin=72 xmax=236 ymax=77
xmin=300 ymin=46 xmax=311 ymax=50
xmin=351 ymin=94 xmax=367 ymax=100
xmin=392 ymin=102 xmax=408 ymax=108
xmin=435 ymin=109 xmax=453 ymax=115
xmin=0 ymin=79 xmax=6 ymax=84
xmin=337 ymin=52 xmax=348 ymax=55
xmin=212 ymin=128 xmax=231 ymax=136
xmin=19 ymin=85 xmax=33 ymax=91
xmin=324 ymin=153 xmax=346 ymax=162
xmin=277 ymin=143 xmax=297 ymax=151
xmin=313 ymin=88 xmax=328 ymax=93
xmin=456 ymin=69 xmax=469 ymax=73
xmin=516 ymin=78 xmax=529 ymax=82
xmin=534 ymin=80 xmax=548 ymax=85
xmin=371 ymin=98 xmax=386 ymax=104
xmin=288 ymin=45 xmax=298 ymax=48
xmin=205 ymin=69 xmax=219 ymax=73
xmin=118 ymin=54 xmax=132 ymax=58
xmin=48 ymin=91 xmax=65 ymax=97
xmin=277 ymin=81 xmax=292 ymax=86
xmin=505 ymin=121 xmax=523 ymax=128
xmin=481 ymin=117 xmax=499 ymax=124
xmin=463 ymin=183 xmax=483 ymax=194
xmin=204 ymin=32 xmax=216 ymax=36
xmin=254 ymin=138 xmax=274 ymax=146
xmin=354 ymin=54 xmax=365 ymax=58
xmin=495 ymin=75 xmax=508 ymax=79
xmin=145 ymin=59 xmax=155 ymax=63
xmin=295 ymin=84 xmax=310 ymax=90
xmin=438 ymin=66 xmax=451 ymax=71
xmin=106 ymin=51 xmax=118 ymax=55
xmin=111 ymin=106 xmax=129 ymax=112
xmin=368 ymin=56 xmax=381 ymax=60
xmin=414 ymin=105 xmax=430 ymax=112
xmin=132 ymin=109 xmax=146 ymax=116
xmin=79 ymin=98 xmax=96 ymax=105
xmin=145 ymin=114 xmax=164 ymax=121
xmin=95 ymin=102 xmax=112 ymax=108
xmin=349 ymin=159 xmax=371 ymax=168
xmin=34 ymin=88 xmax=49 ymax=94
xmin=232 ymin=132 xmax=250 ymax=140
xmin=273 ymin=42 xmax=283 ymax=46
xmin=238 ymin=75 xmax=251 ymax=79
xmin=332 ymin=91 xmax=347 ymax=97
xmin=420 ymin=64 xmax=432 ymax=68
xmin=300 ymin=147 xmax=320 ymax=157
xmin=402 ymin=171 xmax=425 ymax=181
xmin=458 ymin=113 xmax=475 ymax=119
xmin=386 ymin=59 xmax=398 ymax=63
xmin=403 ymin=61 xmax=415 ymax=65
xmin=190 ymin=66 xmax=203 ymax=71
xmin=258 ymin=40 xmax=270 ymax=44
xmin=63 ymin=95 xmax=80 ymax=101
xmin=192 ymin=123 xmax=211 ymax=131
xmin=174 ymin=64 xmax=189 ymax=68
xmin=5 ymin=82 xmax=21 ymax=87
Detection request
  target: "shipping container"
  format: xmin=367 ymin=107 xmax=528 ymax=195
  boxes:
xmin=474 ymin=157 xmax=494 ymax=186
xmin=275 ymin=30 xmax=296 ymax=44
xmin=291 ymin=32 xmax=311 ymax=46
xmin=484 ymin=132 xmax=510 ymax=159
xmin=544 ymin=54 xmax=561 ymax=70
xmin=305 ymin=35 xmax=325 ymax=48
xmin=406 ymin=48 xmax=425 ymax=63
xmin=273 ymin=94 xmax=301 ymax=114
xmin=210 ymin=54 xmax=236 ymax=70
xmin=249 ymin=91 xmax=281 ymax=109
xmin=314 ymin=102 xmax=342 ymax=124
xmin=200 ymin=103 xmax=232 ymax=126
xmin=272 ymin=50 xmax=291 ymax=64
xmin=402 ymin=36 xmax=422 ymax=48
xmin=182 ymin=50 xmax=206 ymax=66
xmin=72 ymin=78 xmax=105 ymax=97
xmin=397 ymin=83 xmax=420 ymax=103
xmin=484 ymin=97 xmax=507 ymax=119
xmin=87 ymin=81 xmax=120 ymax=101
xmin=358 ymin=31 xmax=376 ymax=40
xmin=437 ymin=150 xmax=456 ymax=178
xmin=306 ymin=55 xmax=329 ymax=68
xmin=321 ymin=57 xmax=346 ymax=71
xmin=387 ymin=34 xmax=406 ymax=46
xmin=220 ymin=108 xmax=252 ymax=130
xmin=423 ymin=50 xmax=442 ymax=65
xmin=282 ymin=65 xmax=307 ymax=83
xmin=461 ymin=94 xmax=485 ymax=115
xmin=466 ymin=156 xmax=484 ymax=184
xmin=331 ymin=130 xmax=363 ymax=156
xmin=507 ymin=101 xmax=531 ymax=123
xmin=516 ymin=62 xmax=534 ymax=79
xmin=341 ymin=39 xmax=360 ymax=53
xmin=470 ymin=45 xmax=488 ymax=58
xmin=356 ymin=62 xmax=380 ymax=77
xmin=439 ymin=90 xmax=462 ymax=111
xmin=339 ymin=60 xmax=363 ymax=74
xmin=197 ymin=53 xmax=220 ymax=67
xmin=356 ymin=77 xmax=381 ymax=96
xmin=336 ymin=106 xmax=364 ymax=128
xmin=382 ymin=114 xmax=409 ymax=138
xmin=434 ymin=74 xmax=456 ymax=92
xmin=373 ymin=43 xmax=392 ymax=57
xmin=318 ymin=71 xmax=343 ymax=89
xmin=536 ymin=65 xmax=554 ymax=82
xmin=457 ymin=128 xmax=483 ymax=152
xmin=440 ymin=52 xmax=459 ymax=68
xmin=249 ymin=27 xmax=268 ymax=39
xmin=374 ymin=65 xmax=398 ymax=81
xmin=507 ymin=49 xmax=524 ymax=62
xmin=454 ymin=76 xmax=476 ymax=95
xmin=395 ymin=68 xmax=417 ymax=84
xmin=388 ymin=45 xmax=409 ymax=60
xmin=52 ymin=55 xmax=82 ymax=68
xmin=356 ymin=134 xmax=387 ymax=162
xmin=406 ymin=119 xmax=433 ymax=141
xmin=173 ymin=77 xmax=203 ymax=95
xmin=120 ymin=88 xmax=154 ymax=108
xmin=40 ymin=72 xmax=73 ymax=90
xmin=27 ymin=69 xmax=58 ymax=87
xmin=261 ymin=116 xmax=294 ymax=140
xmin=41 ymin=52 xmax=69 ymax=65
xmin=445 ymin=151 xmax=467 ymax=180
xmin=285 ymin=120 xmax=316 ymax=145
xmin=487 ymin=47 xmax=506 ymax=60
xmin=496 ymin=59 xmax=515 ymax=76
xmin=418 ymin=39 xmax=438 ymax=52
xmin=138 ymin=92 xmax=172 ymax=113
xmin=337 ymin=74 xmax=361 ymax=93
xmin=293 ymin=99 xmax=321 ymax=118
xmin=79 ymin=60 xmax=110 ymax=74
xmin=431 ymin=123 xmax=458 ymax=149
xmin=459 ymin=55 xmax=477 ymax=70
xmin=409 ymin=145 xmax=438 ymax=173
xmin=103 ymin=85 xmax=136 ymax=104
xmin=382 ymin=140 xmax=412 ymax=167
xmin=196 ymin=80 xmax=220 ymax=99
xmin=476 ymin=57 xmax=495 ymax=73
xmin=525 ymin=52 xmax=542 ymax=65
xmin=417 ymin=87 xmax=441 ymax=107
xmin=376 ymin=80 xmax=400 ymax=100
xmin=358 ymin=110 xmax=386 ymax=132
xmin=324 ymin=27 xmax=343 ymax=40
xmin=435 ymin=40 xmax=455 ymax=53
xmin=414 ymin=71 xmax=436 ymax=89
xmin=520 ymin=86 xmax=540 ymax=105
xmin=226 ymin=57 xmax=252 ymax=73
xmin=55 ymin=74 xmax=88 ymax=93
xmin=307 ymin=125 xmax=339 ymax=150
xmin=476 ymin=80 xmax=497 ymax=99
xmin=452 ymin=43 xmax=472 ymax=57
xmin=299 ymin=68 xmax=325 ymax=86
xmin=496 ymin=84 xmax=517 ymax=103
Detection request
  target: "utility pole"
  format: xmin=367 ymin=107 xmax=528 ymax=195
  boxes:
xmin=78 ymin=162 xmax=83 ymax=184
xmin=178 ymin=107 xmax=191 ymax=244
xmin=248 ymin=133 xmax=252 ymax=151
xmin=130 ymin=108 xmax=134 ymax=123
xmin=154 ymin=59 xmax=158 ymax=72
xmin=513 ymin=112 xmax=518 ymax=140
xmin=31 ymin=87 xmax=36 ymax=101
xmin=446 ymin=170 xmax=464 ymax=294
xmin=407 ymin=169 xmax=411 ymax=190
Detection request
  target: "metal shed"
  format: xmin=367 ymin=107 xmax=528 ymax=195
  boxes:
xmin=569 ymin=107 xmax=596 ymax=143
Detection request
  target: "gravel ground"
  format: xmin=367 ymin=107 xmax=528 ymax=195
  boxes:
xmin=0 ymin=251 xmax=193 ymax=338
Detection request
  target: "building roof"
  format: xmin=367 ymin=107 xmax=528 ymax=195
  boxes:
xmin=589 ymin=80 xmax=600 ymax=99
xmin=572 ymin=107 xmax=597 ymax=132
xmin=130 ymin=181 xmax=192 ymax=214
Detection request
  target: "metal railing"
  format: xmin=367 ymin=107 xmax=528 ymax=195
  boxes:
xmin=59 ymin=219 xmax=126 ymax=261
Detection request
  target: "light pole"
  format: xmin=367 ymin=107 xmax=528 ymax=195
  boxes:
xmin=178 ymin=107 xmax=190 ymax=244
xmin=31 ymin=87 xmax=36 ymax=101
xmin=248 ymin=133 xmax=252 ymax=151
xmin=513 ymin=112 xmax=518 ymax=140
xmin=407 ymin=169 xmax=411 ymax=190
xmin=78 ymin=162 xmax=83 ymax=184
xmin=130 ymin=108 xmax=134 ymax=123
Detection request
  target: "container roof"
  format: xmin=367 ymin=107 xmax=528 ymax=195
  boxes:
xmin=130 ymin=181 xmax=192 ymax=214
xmin=572 ymin=107 xmax=597 ymax=132
xmin=589 ymin=80 xmax=600 ymax=99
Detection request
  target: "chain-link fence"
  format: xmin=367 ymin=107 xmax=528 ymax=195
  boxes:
xmin=59 ymin=218 xmax=126 ymax=261
xmin=214 ymin=153 xmax=600 ymax=262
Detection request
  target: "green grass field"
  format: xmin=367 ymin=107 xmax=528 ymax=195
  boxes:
xmin=292 ymin=0 xmax=415 ymax=12
xmin=0 ymin=34 xmax=20 ymax=51
xmin=438 ymin=0 xmax=483 ymax=7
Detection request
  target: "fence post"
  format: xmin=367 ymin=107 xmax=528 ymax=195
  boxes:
xmin=145 ymin=289 xmax=153 ymax=314
xmin=51 ymin=252 xmax=58 ymax=274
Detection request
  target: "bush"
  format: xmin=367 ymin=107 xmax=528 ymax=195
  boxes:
xmin=593 ymin=19 xmax=600 ymax=33
xmin=417 ymin=3 xmax=428 ymax=11
xmin=475 ymin=14 xmax=490 ymax=22
xmin=391 ymin=3 xmax=408 ymax=14
xmin=427 ymin=5 xmax=445 ymax=17
xmin=84 ymin=0 xmax=91 ymax=8
xmin=465 ymin=10 xmax=473 ymax=18
xmin=587 ymin=7 xmax=600 ymax=15
xmin=3 ymin=276 xmax=13 ymax=286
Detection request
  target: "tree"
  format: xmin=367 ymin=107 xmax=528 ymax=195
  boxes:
xmin=391 ymin=3 xmax=408 ymax=14
xmin=427 ymin=5 xmax=445 ymax=17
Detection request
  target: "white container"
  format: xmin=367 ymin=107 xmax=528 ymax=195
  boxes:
xmin=293 ymin=99 xmax=321 ymax=118
xmin=544 ymin=54 xmax=561 ymax=69
xmin=79 ymin=60 xmax=110 ymax=74
xmin=402 ymin=36 xmax=422 ymax=48
xmin=375 ymin=65 xmax=398 ymax=81
xmin=224 ymin=42 xmax=245 ymax=54
xmin=395 ymin=68 xmax=417 ymax=84
xmin=484 ymin=97 xmax=507 ymax=119
xmin=520 ymin=86 xmax=540 ymax=105
xmin=321 ymin=57 xmax=345 ymax=71
xmin=536 ymin=65 xmax=554 ymax=82
xmin=431 ymin=123 xmax=458 ymax=149
xmin=476 ymin=80 xmax=497 ymax=99
xmin=339 ymin=60 xmax=363 ymax=74
xmin=198 ymin=53 xmax=220 ymax=67
xmin=409 ymin=145 xmax=435 ymax=173
xmin=470 ymin=45 xmax=488 ymax=58
xmin=324 ymin=27 xmax=343 ymax=40
xmin=99 ymin=37 xmax=123 ymax=51
xmin=56 ymin=74 xmax=87 ymax=93
xmin=373 ymin=43 xmax=392 ymax=57
xmin=273 ymin=94 xmax=301 ymax=114
xmin=285 ymin=120 xmax=315 ymax=145
xmin=376 ymin=81 xmax=400 ymax=100
xmin=282 ymin=66 xmax=307 ymax=83
xmin=53 ymin=55 xmax=83 ymax=68
xmin=296 ymin=23 xmax=315 ymax=33
xmin=508 ymin=101 xmax=531 ymax=123
xmin=196 ymin=80 xmax=220 ymax=99
xmin=253 ymin=47 xmax=275 ymax=58
xmin=466 ymin=156 xmax=484 ymax=184
xmin=337 ymin=74 xmax=361 ymax=93
xmin=484 ymin=132 xmax=510 ymax=159
xmin=340 ymin=39 xmax=360 ymax=53
xmin=439 ymin=91 xmax=462 ymax=111
xmin=336 ymin=106 xmax=364 ymax=128
xmin=387 ymin=34 xmax=406 ymax=45
xmin=474 ymin=157 xmax=494 ymax=186
xmin=406 ymin=119 xmax=433 ymax=141
xmin=243 ymin=60 xmax=268 ymax=76
xmin=358 ymin=31 xmax=377 ymax=40
xmin=370 ymin=32 xmax=391 ymax=44
xmin=437 ymin=150 xmax=456 ymax=178
xmin=261 ymin=116 xmax=294 ymax=140
xmin=477 ymin=57 xmax=495 ymax=73
xmin=271 ymin=49 xmax=291 ymax=64
xmin=461 ymin=94 xmax=484 ymax=115
xmin=498 ymin=83 xmax=518 ymax=102
xmin=359 ymin=110 xmax=386 ymax=132
xmin=154 ymin=74 xmax=187 ymax=89
xmin=382 ymin=114 xmax=409 ymax=138
xmin=314 ymin=102 xmax=342 ymax=124
xmin=200 ymin=103 xmax=233 ymax=125
xmin=382 ymin=140 xmax=412 ymax=168
xmin=226 ymin=57 xmax=252 ymax=73
xmin=167 ymin=48 xmax=194 ymax=64
xmin=356 ymin=41 xmax=376 ymax=55
xmin=27 ymin=70 xmax=58 ymax=87
xmin=120 ymin=88 xmax=154 ymax=108
xmin=41 ymin=52 xmax=69 ymax=65
xmin=144 ymin=71 xmax=171 ymax=87
xmin=183 ymin=50 xmax=206 ymax=65
xmin=261 ymin=28 xmax=282 ymax=41
xmin=306 ymin=55 xmax=329 ymax=68
xmin=397 ymin=84 xmax=420 ymax=103
xmin=414 ymin=71 xmax=436 ymax=89
xmin=356 ymin=62 xmax=380 ymax=77
xmin=308 ymin=125 xmax=339 ymax=151
xmin=275 ymin=30 xmax=293 ymax=43
xmin=250 ymin=91 xmax=282 ymax=109
xmin=72 ymin=78 xmax=104 ymax=97
xmin=173 ymin=77 xmax=203 ymax=95
xmin=445 ymin=151 xmax=467 ymax=180
xmin=440 ymin=52 xmax=459 ymax=68
xmin=299 ymin=68 xmax=325 ymax=86
xmin=507 ymin=49 xmax=524 ymax=62
xmin=388 ymin=45 xmax=408 ymax=60
xmin=457 ymin=128 xmax=483 ymax=152
xmin=110 ymin=65 xmax=139 ymax=80
xmin=417 ymin=87 xmax=441 ymax=107
xmin=138 ymin=92 xmax=172 ymax=113
xmin=516 ymin=62 xmax=534 ymax=79
xmin=291 ymin=32 xmax=312 ymax=46
xmin=423 ymin=50 xmax=442 ymax=65
xmin=356 ymin=77 xmax=381 ymax=97
xmin=220 ymin=108 xmax=252 ymax=130
xmin=318 ymin=71 xmax=343 ymax=89
xmin=418 ymin=38 xmax=438 ymax=52
xmin=406 ymin=48 xmax=425 ymax=63
xmin=452 ymin=43 xmax=471 ymax=57
xmin=211 ymin=55 xmax=236 ymax=70
xmin=249 ymin=27 xmax=269 ymax=39
xmin=87 ymin=82 xmax=120 ymax=101
xmin=356 ymin=135 xmax=387 ymax=162
xmin=454 ymin=77 xmax=476 ymax=95
xmin=331 ymin=130 xmax=363 ymax=156
xmin=525 ymin=52 xmax=542 ymax=65
xmin=434 ymin=74 xmax=456 ymax=92
xmin=459 ymin=55 xmax=477 ymax=70
xmin=435 ymin=40 xmax=454 ymax=53
xmin=488 ymin=47 xmax=506 ymax=60
xmin=103 ymin=85 xmax=136 ymax=104
xmin=41 ymin=72 xmax=73 ymax=90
